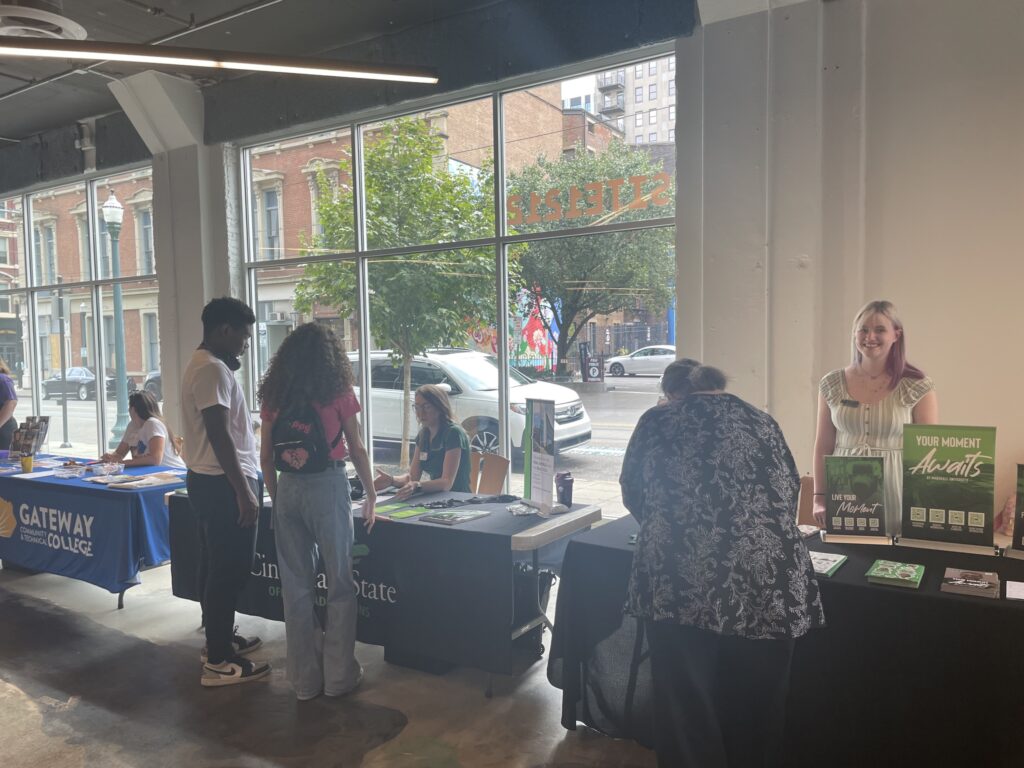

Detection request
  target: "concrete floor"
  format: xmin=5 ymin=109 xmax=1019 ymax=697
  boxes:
xmin=0 ymin=563 xmax=655 ymax=768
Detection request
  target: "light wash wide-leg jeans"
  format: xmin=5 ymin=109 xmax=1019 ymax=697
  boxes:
xmin=275 ymin=466 xmax=360 ymax=698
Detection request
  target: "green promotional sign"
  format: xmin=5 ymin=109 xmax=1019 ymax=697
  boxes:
xmin=902 ymin=425 xmax=996 ymax=547
xmin=825 ymin=456 xmax=887 ymax=537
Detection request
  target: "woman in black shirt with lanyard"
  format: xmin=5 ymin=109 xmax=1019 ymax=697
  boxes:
xmin=374 ymin=384 xmax=471 ymax=498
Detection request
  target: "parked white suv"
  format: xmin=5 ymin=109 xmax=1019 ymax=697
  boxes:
xmin=352 ymin=349 xmax=591 ymax=455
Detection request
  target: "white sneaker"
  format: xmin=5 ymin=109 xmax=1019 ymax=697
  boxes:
xmin=201 ymin=657 xmax=271 ymax=688
xmin=325 ymin=666 xmax=363 ymax=697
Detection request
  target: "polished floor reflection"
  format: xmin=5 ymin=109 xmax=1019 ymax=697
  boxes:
xmin=0 ymin=563 xmax=654 ymax=768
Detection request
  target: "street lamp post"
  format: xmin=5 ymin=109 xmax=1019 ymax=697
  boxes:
xmin=101 ymin=191 xmax=129 ymax=449
xmin=79 ymin=302 xmax=87 ymax=366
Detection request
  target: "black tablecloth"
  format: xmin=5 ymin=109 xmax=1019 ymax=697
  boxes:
xmin=170 ymin=491 xmax=587 ymax=675
xmin=548 ymin=516 xmax=1024 ymax=766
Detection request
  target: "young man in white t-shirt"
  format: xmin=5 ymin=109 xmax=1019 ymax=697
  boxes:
xmin=181 ymin=297 xmax=269 ymax=687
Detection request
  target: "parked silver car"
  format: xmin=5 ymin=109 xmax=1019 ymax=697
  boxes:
xmin=604 ymin=345 xmax=676 ymax=376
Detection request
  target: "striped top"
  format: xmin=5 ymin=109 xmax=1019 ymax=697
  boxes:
xmin=820 ymin=369 xmax=934 ymax=536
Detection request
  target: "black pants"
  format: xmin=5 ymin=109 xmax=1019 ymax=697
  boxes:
xmin=644 ymin=620 xmax=795 ymax=768
xmin=0 ymin=416 xmax=16 ymax=451
xmin=186 ymin=471 xmax=258 ymax=665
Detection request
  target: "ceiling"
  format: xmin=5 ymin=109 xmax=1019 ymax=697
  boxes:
xmin=0 ymin=0 xmax=499 ymax=142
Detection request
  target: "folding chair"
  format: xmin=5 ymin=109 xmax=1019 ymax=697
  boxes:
xmin=476 ymin=453 xmax=510 ymax=495
xmin=469 ymin=451 xmax=483 ymax=493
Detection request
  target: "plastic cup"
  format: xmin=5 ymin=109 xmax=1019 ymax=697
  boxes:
xmin=20 ymin=455 xmax=33 ymax=473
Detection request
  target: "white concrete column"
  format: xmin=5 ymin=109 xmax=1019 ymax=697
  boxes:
xmin=676 ymin=2 xmax=826 ymax=473
xmin=109 ymin=71 xmax=241 ymax=433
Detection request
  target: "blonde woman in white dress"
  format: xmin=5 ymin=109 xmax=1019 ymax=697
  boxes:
xmin=812 ymin=300 xmax=938 ymax=536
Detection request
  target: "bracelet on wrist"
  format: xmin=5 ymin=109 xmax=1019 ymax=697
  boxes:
xmin=812 ymin=492 xmax=825 ymax=496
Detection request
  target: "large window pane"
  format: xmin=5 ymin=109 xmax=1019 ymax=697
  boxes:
xmin=28 ymin=183 xmax=88 ymax=285
xmin=99 ymin=279 xmax=159 ymax=450
xmin=34 ymin=290 xmax=99 ymax=456
xmin=365 ymin=248 xmax=497 ymax=467
xmin=504 ymin=54 xmax=676 ymax=236
xmin=0 ymin=290 xmax=27 ymax=395
xmin=246 ymin=129 xmax=354 ymax=262
xmin=92 ymin=169 xmax=156 ymax=279
xmin=505 ymin=229 xmax=676 ymax=518
xmin=0 ymin=195 xmax=27 ymax=291
xmin=362 ymin=101 xmax=494 ymax=250
xmin=251 ymin=260 xmax=359 ymax=379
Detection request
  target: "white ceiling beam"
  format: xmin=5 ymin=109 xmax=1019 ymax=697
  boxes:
xmin=107 ymin=70 xmax=203 ymax=155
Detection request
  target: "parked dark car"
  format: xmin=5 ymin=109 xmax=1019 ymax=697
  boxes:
xmin=143 ymin=370 xmax=161 ymax=401
xmin=41 ymin=367 xmax=136 ymax=401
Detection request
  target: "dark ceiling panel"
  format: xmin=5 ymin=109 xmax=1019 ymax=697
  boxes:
xmin=0 ymin=137 xmax=41 ymax=191
xmin=0 ymin=77 xmax=117 ymax=139
xmin=39 ymin=125 xmax=83 ymax=179
xmin=204 ymin=0 xmax=696 ymax=144
xmin=95 ymin=111 xmax=151 ymax=169
xmin=0 ymin=0 xmax=695 ymax=184
xmin=177 ymin=0 xmax=497 ymax=55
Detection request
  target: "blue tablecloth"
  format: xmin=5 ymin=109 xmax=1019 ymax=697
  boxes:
xmin=0 ymin=461 xmax=185 ymax=593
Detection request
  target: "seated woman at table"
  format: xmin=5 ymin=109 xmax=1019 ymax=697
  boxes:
xmin=373 ymin=384 xmax=471 ymax=499
xmin=621 ymin=360 xmax=825 ymax=768
xmin=0 ymin=358 xmax=17 ymax=451
xmin=102 ymin=390 xmax=185 ymax=468
xmin=812 ymin=299 xmax=938 ymax=535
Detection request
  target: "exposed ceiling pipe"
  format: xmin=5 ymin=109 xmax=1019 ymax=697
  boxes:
xmin=0 ymin=0 xmax=284 ymax=108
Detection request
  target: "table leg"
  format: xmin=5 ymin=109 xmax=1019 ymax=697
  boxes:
xmin=510 ymin=550 xmax=554 ymax=641
xmin=118 ymin=590 xmax=125 ymax=610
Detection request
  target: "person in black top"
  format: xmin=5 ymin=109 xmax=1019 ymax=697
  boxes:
xmin=374 ymin=384 xmax=471 ymax=498
xmin=621 ymin=360 xmax=825 ymax=768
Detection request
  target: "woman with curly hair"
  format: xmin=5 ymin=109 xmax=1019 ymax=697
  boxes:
xmin=258 ymin=322 xmax=375 ymax=700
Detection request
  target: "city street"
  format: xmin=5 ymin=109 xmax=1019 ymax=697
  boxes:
xmin=530 ymin=374 xmax=660 ymax=517
xmin=23 ymin=376 xmax=662 ymax=517
xmin=32 ymin=394 xmax=120 ymax=455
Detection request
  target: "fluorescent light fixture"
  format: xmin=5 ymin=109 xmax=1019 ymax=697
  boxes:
xmin=0 ymin=37 xmax=438 ymax=84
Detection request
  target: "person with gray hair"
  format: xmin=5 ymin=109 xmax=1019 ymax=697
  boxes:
xmin=621 ymin=361 xmax=825 ymax=768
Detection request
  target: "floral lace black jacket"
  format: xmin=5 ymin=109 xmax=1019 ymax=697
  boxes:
xmin=621 ymin=393 xmax=825 ymax=639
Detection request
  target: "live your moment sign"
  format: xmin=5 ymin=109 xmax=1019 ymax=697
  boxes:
xmin=824 ymin=456 xmax=888 ymax=538
xmin=902 ymin=425 xmax=996 ymax=548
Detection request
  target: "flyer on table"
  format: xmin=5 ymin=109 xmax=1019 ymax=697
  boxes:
xmin=902 ymin=424 xmax=996 ymax=548
xmin=824 ymin=455 xmax=887 ymax=537
xmin=523 ymin=399 xmax=555 ymax=514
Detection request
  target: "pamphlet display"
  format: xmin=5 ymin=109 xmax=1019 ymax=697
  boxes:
xmin=810 ymin=551 xmax=848 ymax=578
xmin=865 ymin=559 xmax=925 ymax=590
xmin=420 ymin=509 xmax=491 ymax=526
xmin=10 ymin=415 xmax=49 ymax=456
xmin=822 ymin=456 xmax=889 ymax=544
xmin=901 ymin=424 xmax=996 ymax=553
xmin=522 ymin=398 xmax=555 ymax=515
xmin=940 ymin=567 xmax=1001 ymax=599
